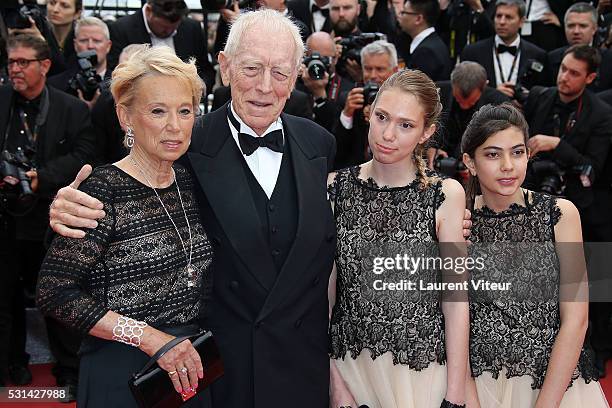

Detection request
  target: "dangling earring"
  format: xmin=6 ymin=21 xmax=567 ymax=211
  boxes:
xmin=125 ymin=127 xmax=134 ymax=148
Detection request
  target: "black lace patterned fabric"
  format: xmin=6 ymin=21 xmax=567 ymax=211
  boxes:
xmin=469 ymin=191 xmax=598 ymax=389
xmin=328 ymin=166 xmax=447 ymax=369
xmin=37 ymin=164 xmax=213 ymax=335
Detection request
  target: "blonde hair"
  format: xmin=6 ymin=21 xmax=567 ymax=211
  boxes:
xmin=110 ymin=45 xmax=204 ymax=111
xmin=224 ymin=9 xmax=305 ymax=70
xmin=371 ymin=69 xmax=442 ymax=188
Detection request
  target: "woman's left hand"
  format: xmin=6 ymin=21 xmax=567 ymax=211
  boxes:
xmin=7 ymin=17 xmax=44 ymax=40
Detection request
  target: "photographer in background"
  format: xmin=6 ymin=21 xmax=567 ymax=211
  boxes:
xmin=547 ymin=3 xmax=612 ymax=91
xmin=106 ymin=0 xmax=215 ymax=93
xmin=47 ymin=17 xmax=111 ymax=109
xmin=523 ymin=45 xmax=612 ymax=238
xmin=333 ymin=39 xmax=397 ymax=169
xmin=438 ymin=0 xmax=495 ymax=62
xmin=396 ymin=0 xmax=452 ymax=81
xmin=427 ymin=61 xmax=509 ymax=173
xmin=299 ymin=31 xmax=354 ymax=131
xmin=460 ymin=0 xmax=547 ymax=100
xmin=0 ymin=34 xmax=96 ymax=400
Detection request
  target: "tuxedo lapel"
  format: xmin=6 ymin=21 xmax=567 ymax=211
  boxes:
xmin=187 ymin=107 xmax=277 ymax=291
xmin=483 ymin=38 xmax=496 ymax=87
xmin=257 ymin=114 xmax=331 ymax=319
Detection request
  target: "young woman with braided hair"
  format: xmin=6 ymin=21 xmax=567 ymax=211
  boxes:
xmin=327 ymin=69 xmax=469 ymax=408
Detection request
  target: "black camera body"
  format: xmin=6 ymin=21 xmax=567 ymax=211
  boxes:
xmin=514 ymin=59 xmax=544 ymax=104
xmin=530 ymin=160 xmax=594 ymax=196
xmin=434 ymin=156 xmax=468 ymax=181
xmin=303 ymin=52 xmax=331 ymax=80
xmin=362 ymin=81 xmax=380 ymax=105
xmin=0 ymin=148 xmax=35 ymax=205
xmin=5 ymin=3 xmax=44 ymax=30
xmin=337 ymin=32 xmax=386 ymax=78
xmin=69 ymin=50 xmax=102 ymax=101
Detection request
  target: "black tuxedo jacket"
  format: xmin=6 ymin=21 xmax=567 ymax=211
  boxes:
xmin=524 ymin=86 xmax=612 ymax=215
xmin=405 ymin=31 xmax=452 ymax=81
xmin=211 ymin=86 xmax=313 ymax=119
xmin=106 ymin=12 xmax=215 ymax=92
xmin=460 ymin=36 xmax=547 ymax=88
xmin=547 ymin=46 xmax=612 ymax=91
xmin=187 ymin=103 xmax=336 ymax=408
xmin=0 ymin=85 xmax=97 ymax=197
xmin=287 ymin=0 xmax=332 ymax=33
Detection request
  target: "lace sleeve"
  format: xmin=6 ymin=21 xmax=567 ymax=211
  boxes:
xmin=327 ymin=171 xmax=339 ymax=202
xmin=37 ymin=168 xmax=116 ymax=335
xmin=550 ymin=198 xmax=562 ymax=227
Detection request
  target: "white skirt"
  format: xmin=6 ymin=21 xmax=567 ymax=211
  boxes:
xmin=333 ymin=350 xmax=447 ymax=408
xmin=474 ymin=368 xmax=610 ymax=408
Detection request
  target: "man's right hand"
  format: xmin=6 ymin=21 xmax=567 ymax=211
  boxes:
xmin=342 ymin=87 xmax=365 ymax=118
xmin=302 ymin=65 xmax=329 ymax=98
xmin=49 ymin=164 xmax=105 ymax=239
xmin=497 ymin=82 xmax=515 ymax=98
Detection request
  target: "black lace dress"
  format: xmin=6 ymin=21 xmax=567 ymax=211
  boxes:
xmin=328 ymin=166 xmax=449 ymax=408
xmin=469 ymin=191 xmax=606 ymax=407
xmin=37 ymin=164 xmax=214 ymax=408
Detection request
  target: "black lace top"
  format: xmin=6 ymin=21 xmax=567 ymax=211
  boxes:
xmin=328 ymin=166 xmax=447 ymax=369
xmin=37 ymin=165 xmax=213 ymax=335
xmin=469 ymin=191 xmax=597 ymax=389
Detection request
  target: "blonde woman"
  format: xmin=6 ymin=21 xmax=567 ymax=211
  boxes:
xmin=37 ymin=46 xmax=212 ymax=407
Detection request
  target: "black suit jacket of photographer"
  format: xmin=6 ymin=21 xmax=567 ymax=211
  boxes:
xmin=523 ymin=86 xmax=612 ymax=219
xmin=287 ymin=0 xmax=332 ymax=33
xmin=434 ymin=80 xmax=510 ymax=158
xmin=105 ymin=11 xmax=215 ymax=93
xmin=331 ymin=107 xmax=369 ymax=170
xmin=404 ymin=31 xmax=452 ymax=81
xmin=546 ymin=46 xmax=612 ymax=92
xmin=0 ymin=84 xmax=97 ymax=239
xmin=460 ymin=36 xmax=547 ymax=88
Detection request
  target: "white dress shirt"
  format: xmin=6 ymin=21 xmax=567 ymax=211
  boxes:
xmin=493 ymin=35 xmax=521 ymax=85
xmin=525 ymin=0 xmax=552 ymax=22
xmin=410 ymin=27 xmax=436 ymax=54
xmin=142 ymin=5 xmax=177 ymax=51
xmin=309 ymin=0 xmax=329 ymax=32
xmin=227 ymin=102 xmax=284 ymax=199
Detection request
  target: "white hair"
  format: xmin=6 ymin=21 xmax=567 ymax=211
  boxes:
xmin=360 ymin=40 xmax=398 ymax=68
xmin=75 ymin=17 xmax=110 ymax=40
xmin=223 ymin=9 xmax=305 ymax=69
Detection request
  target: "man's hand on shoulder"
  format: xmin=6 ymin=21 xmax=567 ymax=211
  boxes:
xmin=527 ymin=134 xmax=560 ymax=157
xmin=49 ymin=164 xmax=105 ymax=239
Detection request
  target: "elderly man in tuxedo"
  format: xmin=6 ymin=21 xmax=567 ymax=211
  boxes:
xmin=48 ymin=9 xmax=337 ymax=408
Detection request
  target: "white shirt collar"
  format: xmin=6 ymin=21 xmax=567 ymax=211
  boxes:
xmin=142 ymin=4 xmax=178 ymax=40
xmin=410 ymin=27 xmax=436 ymax=54
xmin=309 ymin=0 xmax=329 ymax=11
xmin=229 ymin=101 xmax=283 ymax=139
xmin=494 ymin=34 xmax=521 ymax=48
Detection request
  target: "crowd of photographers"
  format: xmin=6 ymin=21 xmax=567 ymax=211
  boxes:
xmin=1 ymin=0 xmax=612 ymax=400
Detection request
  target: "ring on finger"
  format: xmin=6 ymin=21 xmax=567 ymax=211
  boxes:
xmin=179 ymin=367 xmax=188 ymax=374
xmin=168 ymin=370 xmax=177 ymax=376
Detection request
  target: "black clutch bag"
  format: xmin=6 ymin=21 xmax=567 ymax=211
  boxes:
xmin=129 ymin=330 xmax=224 ymax=408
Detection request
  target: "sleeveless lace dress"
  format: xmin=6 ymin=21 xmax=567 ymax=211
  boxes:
xmin=469 ymin=191 xmax=608 ymax=408
xmin=328 ymin=166 xmax=449 ymax=408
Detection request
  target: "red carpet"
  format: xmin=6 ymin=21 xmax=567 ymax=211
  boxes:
xmin=2 ymin=361 xmax=612 ymax=407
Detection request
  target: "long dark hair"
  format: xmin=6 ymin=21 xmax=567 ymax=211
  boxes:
xmin=461 ymin=103 xmax=529 ymax=211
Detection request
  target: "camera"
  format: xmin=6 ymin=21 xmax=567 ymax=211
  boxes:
xmin=0 ymin=148 xmax=35 ymax=206
xmin=4 ymin=2 xmax=45 ymax=30
xmin=529 ymin=160 xmax=594 ymax=196
xmin=362 ymin=81 xmax=380 ymax=105
xmin=434 ymin=156 xmax=468 ymax=181
xmin=336 ymin=32 xmax=386 ymax=78
xmin=303 ymin=52 xmax=331 ymax=80
xmin=513 ymin=59 xmax=543 ymax=104
xmin=68 ymin=51 xmax=103 ymax=101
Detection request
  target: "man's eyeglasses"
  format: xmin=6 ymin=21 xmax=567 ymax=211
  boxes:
xmin=7 ymin=58 xmax=44 ymax=69
xmin=399 ymin=10 xmax=420 ymax=16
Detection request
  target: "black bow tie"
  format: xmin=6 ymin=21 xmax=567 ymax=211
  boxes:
xmin=228 ymin=106 xmax=284 ymax=156
xmin=497 ymin=44 xmax=518 ymax=56
xmin=311 ymin=4 xmax=329 ymax=16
